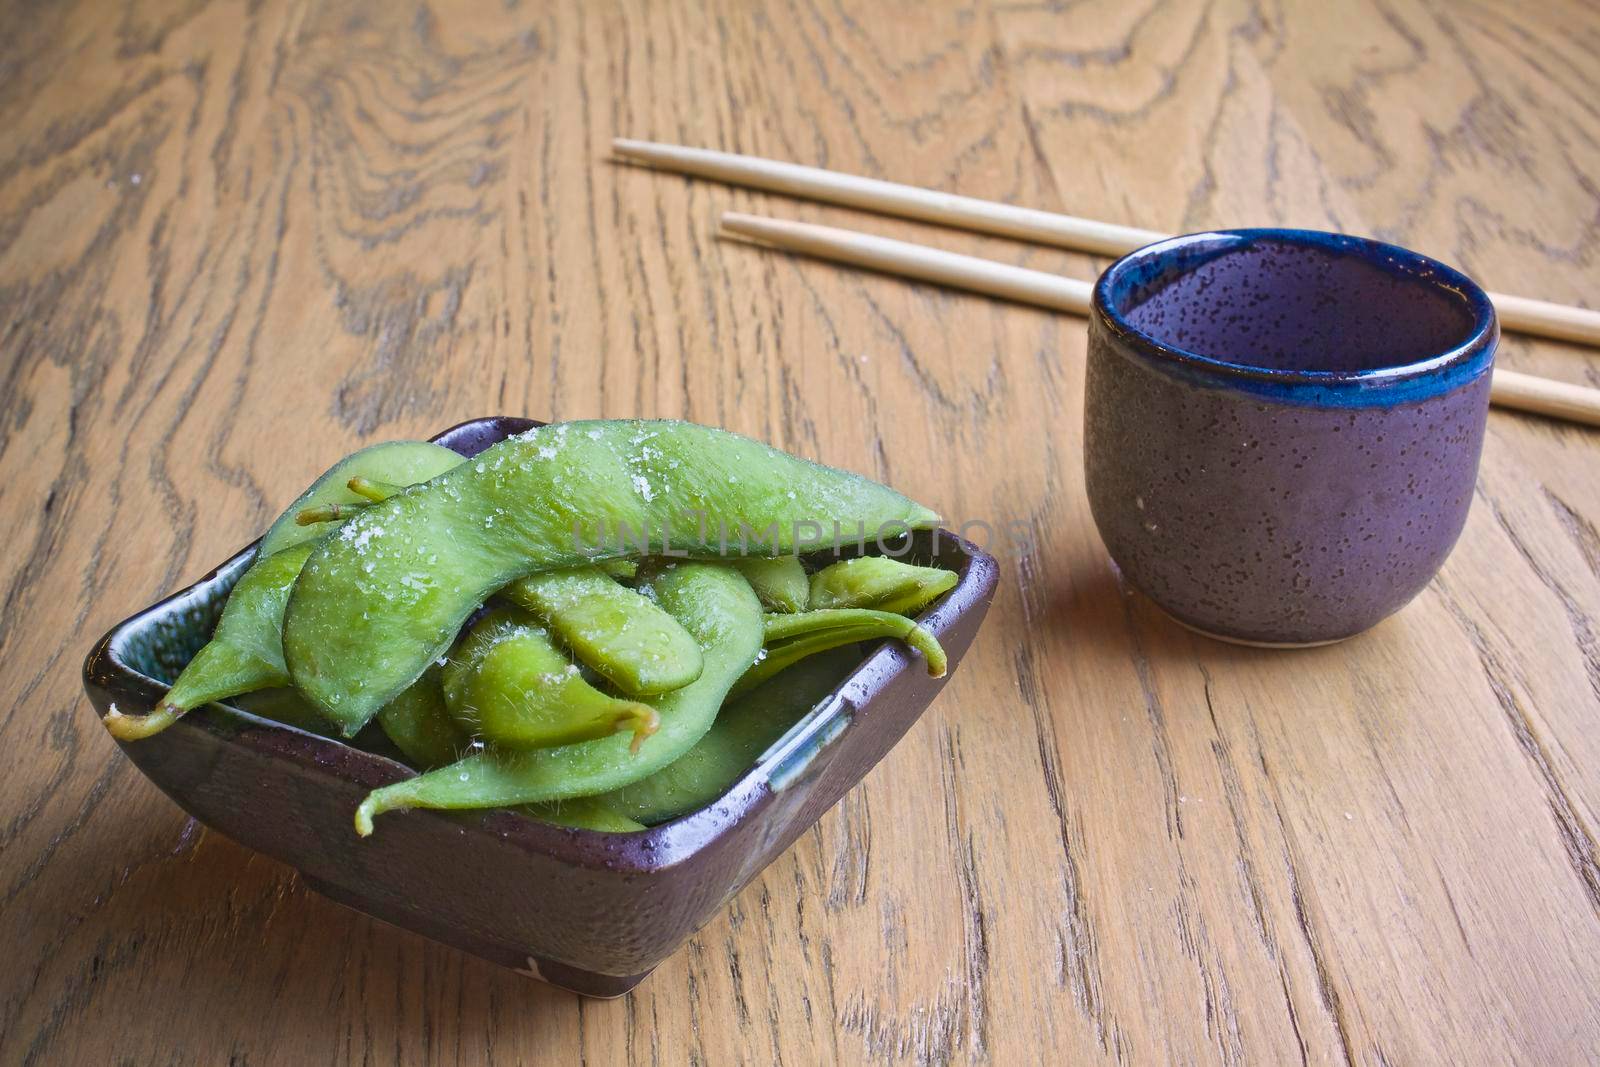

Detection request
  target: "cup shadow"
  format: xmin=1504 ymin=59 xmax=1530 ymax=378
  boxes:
xmin=1015 ymin=543 xmax=1326 ymax=685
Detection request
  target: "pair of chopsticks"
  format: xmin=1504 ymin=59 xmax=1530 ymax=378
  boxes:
xmin=614 ymin=139 xmax=1600 ymax=428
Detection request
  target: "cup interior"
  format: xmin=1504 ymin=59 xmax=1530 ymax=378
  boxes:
xmin=1101 ymin=230 xmax=1491 ymax=375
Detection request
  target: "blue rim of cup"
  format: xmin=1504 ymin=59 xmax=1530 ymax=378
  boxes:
xmin=1091 ymin=228 xmax=1498 ymax=407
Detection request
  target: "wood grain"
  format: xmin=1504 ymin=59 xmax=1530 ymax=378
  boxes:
xmin=3 ymin=0 xmax=1598 ymax=1062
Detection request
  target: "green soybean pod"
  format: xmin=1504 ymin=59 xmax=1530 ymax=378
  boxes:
xmin=501 ymin=567 xmax=703 ymax=695
xmin=376 ymin=667 xmax=468 ymax=769
xmin=104 ymin=444 xmax=469 ymax=742
xmin=103 ymin=543 xmax=315 ymax=740
xmin=441 ymin=607 xmax=660 ymax=751
xmin=732 ymin=608 xmax=947 ymax=695
xmin=288 ymin=420 xmax=939 ymax=735
xmin=734 ymin=556 xmax=809 ymax=613
xmin=522 ymin=797 xmax=647 ymax=833
xmin=229 ymin=687 xmax=340 ymax=736
xmin=259 ymin=441 xmax=466 ymax=555
xmin=600 ymin=647 xmax=861 ymax=825
xmin=807 ymin=555 xmax=958 ymax=616
xmin=353 ymin=562 xmax=762 ymax=835
xmin=598 ymin=559 xmax=638 ymax=581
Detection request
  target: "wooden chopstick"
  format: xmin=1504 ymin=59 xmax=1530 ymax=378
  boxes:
xmin=722 ymin=212 xmax=1092 ymax=315
xmin=617 ymin=138 xmax=1600 ymax=349
xmin=719 ymin=212 xmax=1600 ymax=429
xmin=617 ymin=137 xmax=1165 ymax=258
xmin=1487 ymin=368 xmax=1600 ymax=426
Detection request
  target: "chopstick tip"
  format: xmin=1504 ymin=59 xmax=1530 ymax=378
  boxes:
xmin=719 ymin=211 xmax=767 ymax=238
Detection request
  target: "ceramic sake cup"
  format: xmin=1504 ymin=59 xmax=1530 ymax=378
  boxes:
xmin=1084 ymin=229 xmax=1497 ymax=646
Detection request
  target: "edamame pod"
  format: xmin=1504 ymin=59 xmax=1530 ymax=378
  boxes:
xmin=600 ymin=647 xmax=860 ymax=825
xmin=106 ymin=445 xmax=470 ymax=742
xmin=376 ymin=667 xmax=468 ymax=769
xmin=501 ymin=566 xmax=703 ymax=695
xmin=103 ymin=543 xmax=315 ymax=740
xmin=353 ymin=562 xmax=763 ymax=835
xmin=734 ymin=556 xmax=809 ymax=613
xmin=289 ymin=420 xmax=939 ymax=735
xmin=259 ymin=441 xmax=465 ymax=555
xmin=441 ymin=607 xmax=660 ymax=751
xmin=732 ymin=608 xmax=947 ymax=695
xmin=807 ymin=556 xmax=958 ymax=616
xmin=522 ymin=797 xmax=647 ymax=833
xmin=230 ymin=687 xmax=340 ymax=736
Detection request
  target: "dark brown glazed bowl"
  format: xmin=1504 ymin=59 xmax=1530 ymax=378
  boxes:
xmin=82 ymin=416 xmax=999 ymax=998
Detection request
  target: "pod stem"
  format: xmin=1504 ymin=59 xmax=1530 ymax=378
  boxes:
xmin=619 ymin=703 xmax=662 ymax=754
xmin=354 ymin=796 xmax=382 ymax=837
xmin=347 ymin=476 xmax=403 ymax=503
xmin=295 ymin=479 xmax=402 ymax=526
xmin=102 ymin=701 xmax=184 ymax=741
xmin=295 ymin=500 xmax=371 ymax=526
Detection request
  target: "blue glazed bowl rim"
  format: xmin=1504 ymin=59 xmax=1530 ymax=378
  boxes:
xmin=1092 ymin=227 xmax=1498 ymax=393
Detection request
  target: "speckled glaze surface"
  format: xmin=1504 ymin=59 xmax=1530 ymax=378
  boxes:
xmin=83 ymin=417 xmax=998 ymax=997
xmin=1085 ymin=229 xmax=1497 ymax=646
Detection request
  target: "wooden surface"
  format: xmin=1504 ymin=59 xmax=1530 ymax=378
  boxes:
xmin=4 ymin=0 xmax=1599 ymax=1062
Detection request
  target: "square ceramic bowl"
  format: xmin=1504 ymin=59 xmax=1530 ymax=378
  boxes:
xmin=82 ymin=416 xmax=999 ymax=997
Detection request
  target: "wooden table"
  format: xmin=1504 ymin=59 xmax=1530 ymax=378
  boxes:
xmin=5 ymin=1 xmax=1598 ymax=1062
